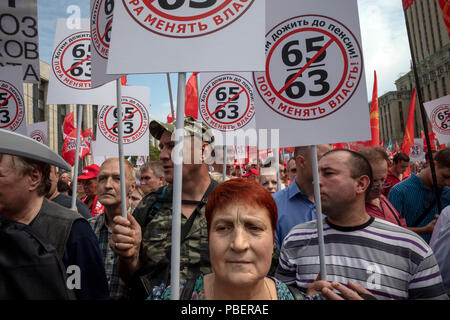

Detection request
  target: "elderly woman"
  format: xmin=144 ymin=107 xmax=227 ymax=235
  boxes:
xmin=152 ymin=178 xmax=296 ymax=299
xmin=149 ymin=178 xmax=374 ymax=300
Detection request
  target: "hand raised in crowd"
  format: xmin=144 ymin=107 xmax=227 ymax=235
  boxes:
xmin=424 ymin=214 xmax=440 ymax=234
xmin=110 ymin=213 xmax=142 ymax=281
xmin=307 ymin=274 xmax=375 ymax=300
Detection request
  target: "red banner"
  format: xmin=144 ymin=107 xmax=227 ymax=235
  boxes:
xmin=402 ymin=0 xmax=414 ymax=10
xmin=185 ymin=72 xmax=199 ymax=119
xmin=439 ymin=0 xmax=450 ymax=38
xmin=369 ymin=70 xmax=380 ymax=146
xmin=61 ymin=113 xmax=92 ymax=166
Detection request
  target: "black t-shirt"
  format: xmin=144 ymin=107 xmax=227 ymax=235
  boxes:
xmin=52 ymin=193 xmax=91 ymax=219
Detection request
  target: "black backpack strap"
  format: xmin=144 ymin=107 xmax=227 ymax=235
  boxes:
xmin=143 ymin=185 xmax=168 ymax=227
xmin=180 ymin=279 xmax=197 ymax=300
xmin=382 ymin=198 xmax=403 ymax=226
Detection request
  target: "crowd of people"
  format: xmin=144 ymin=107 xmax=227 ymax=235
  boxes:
xmin=1 ymin=117 xmax=449 ymax=300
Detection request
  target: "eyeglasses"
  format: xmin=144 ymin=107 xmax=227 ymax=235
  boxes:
xmin=372 ymin=182 xmax=390 ymax=188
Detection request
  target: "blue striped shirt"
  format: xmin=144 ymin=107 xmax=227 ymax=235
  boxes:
xmin=388 ymin=174 xmax=450 ymax=243
xmin=276 ymin=217 xmax=448 ymax=300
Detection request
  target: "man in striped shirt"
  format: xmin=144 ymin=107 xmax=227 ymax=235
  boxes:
xmin=276 ymin=149 xmax=448 ymax=300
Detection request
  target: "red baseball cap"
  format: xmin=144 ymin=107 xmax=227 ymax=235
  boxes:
xmin=78 ymin=164 xmax=100 ymax=180
xmin=242 ymin=168 xmax=260 ymax=177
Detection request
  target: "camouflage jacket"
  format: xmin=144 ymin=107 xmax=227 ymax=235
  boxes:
xmin=133 ymin=180 xmax=218 ymax=283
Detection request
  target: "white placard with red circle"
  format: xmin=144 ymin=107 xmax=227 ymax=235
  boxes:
xmin=107 ymin=0 xmax=265 ymax=74
xmin=90 ymin=0 xmax=123 ymax=88
xmin=0 ymin=66 xmax=27 ymax=135
xmin=199 ymin=72 xmax=257 ymax=146
xmin=27 ymin=121 xmax=48 ymax=145
xmin=95 ymin=85 xmax=150 ymax=156
xmin=424 ymin=94 xmax=450 ymax=146
xmin=253 ymin=0 xmax=370 ymax=148
xmin=47 ymin=19 xmax=116 ymax=105
xmin=410 ymin=138 xmax=425 ymax=162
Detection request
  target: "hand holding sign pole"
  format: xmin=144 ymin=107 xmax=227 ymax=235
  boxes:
xmin=108 ymin=0 xmax=265 ymax=301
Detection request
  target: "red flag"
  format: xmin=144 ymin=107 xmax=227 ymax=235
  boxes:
xmin=331 ymin=141 xmax=367 ymax=151
xmin=283 ymin=147 xmax=295 ymax=153
xmin=167 ymin=113 xmax=175 ymax=123
xmin=369 ymin=71 xmax=380 ymax=146
xmin=394 ymin=141 xmax=400 ymax=154
xmin=63 ymin=112 xmax=75 ymax=140
xmin=185 ymin=72 xmax=199 ymax=119
xmin=332 ymin=143 xmax=347 ymax=149
xmin=61 ymin=113 xmax=93 ymax=166
xmin=401 ymin=89 xmax=416 ymax=155
xmin=402 ymin=0 xmax=414 ymax=10
xmin=439 ymin=0 xmax=450 ymax=38
xmin=121 ymin=75 xmax=127 ymax=86
xmin=401 ymin=89 xmax=416 ymax=179
xmin=429 ymin=123 xmax=438 ymax=151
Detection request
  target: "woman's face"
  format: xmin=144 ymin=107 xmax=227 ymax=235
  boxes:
xmin=129 ymin=189 xmax=143 ymax=209
xmin=208 ymin=202 xmax=274 ymax=287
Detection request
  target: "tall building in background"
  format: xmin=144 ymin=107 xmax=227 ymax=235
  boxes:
xmin=378 ymin=0 xmax=449 ymax=144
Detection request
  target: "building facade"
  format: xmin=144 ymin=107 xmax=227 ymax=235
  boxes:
xmin=378 ymin=0 xmax=449 ymax=145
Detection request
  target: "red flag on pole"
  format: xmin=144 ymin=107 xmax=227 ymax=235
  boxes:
xmin=185 ymin=72 xmax=199 ymax=119
xmin=400 ymin=88 xmax=416 ymax=179
xmin=167 ymin=113 xmax=175 ymax=123
xmin=369 ymin=71 xmax=380 ymax=146
xmin=62 ymin=113 xmax=93 ymax=166
xmin=63 ymin=112 xmax=75 ymax=140
xmin=423 ymin=126 xmax=438 ymax=152
xmin=394 ymin=141 xmax=400 ymax=154
xmin=402 ymin=0 xmax=414 ymax=10
xmin=121 ymin=75 xmax=127 ymax=86
xmin=438 ymin=0 xmax=450 ymax=38
xmin=401 ymin=89 xmax=416 ymax=155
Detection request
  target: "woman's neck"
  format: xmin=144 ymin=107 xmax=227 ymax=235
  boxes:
xmin=204 ymin=274 xmax=274 ymax=300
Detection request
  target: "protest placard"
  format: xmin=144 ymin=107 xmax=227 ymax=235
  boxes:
xmin=253 ymin=0 xmax=370 ymax=147
xmin=424 ymin=94 xmax=450 ymax=146
xmin=0 ymin=0 xmax=40 ymax=83
xmin=107 ymin=0 xmax=265 ymax=73
xmin=47 ymin=19 xmax=116 ymax=105
xmin=95 ymin=85 xmax=150 ymax=156
xmin=0 ymin=66 xmax=27 ymax=135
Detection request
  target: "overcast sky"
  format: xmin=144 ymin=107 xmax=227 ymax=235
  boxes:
xmin=37 ymin=0 xmax=412 ymax=122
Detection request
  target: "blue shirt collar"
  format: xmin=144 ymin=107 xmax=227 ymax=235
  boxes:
xmin=288 ymin=180 xmax=311 ymax=202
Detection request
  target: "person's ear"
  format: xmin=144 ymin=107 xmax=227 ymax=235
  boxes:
xmin=128 ymin=182 xmax=136 ymax=196
xmin=28 ymin=168 xmax=42 ymax=192
xmin=295 ymin=154 xmax=306 ymax=169
xmin=355 ymin=175 xmax=370 ymax=196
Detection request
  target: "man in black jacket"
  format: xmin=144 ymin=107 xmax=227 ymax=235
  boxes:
xmin=0 ymin=153 xmax=109 ymax=299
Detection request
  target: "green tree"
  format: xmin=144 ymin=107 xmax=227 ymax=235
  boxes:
xmin=150 ymin=145 xmax=160 ymax=161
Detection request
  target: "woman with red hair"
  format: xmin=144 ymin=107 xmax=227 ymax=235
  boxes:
xmin=149 ymin=179 xmax=372 ymax=300
xmin=154 ymin=178 xmax=298 ymax=299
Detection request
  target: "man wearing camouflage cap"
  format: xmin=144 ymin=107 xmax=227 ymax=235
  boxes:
xmin=110 ymin=116 xmax=218 ymax=298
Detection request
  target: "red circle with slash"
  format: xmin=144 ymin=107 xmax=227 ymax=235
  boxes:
xmin=122 ymin=0 xmax=255 ymax=38
xmin=0 ymin=80 xmax=24 ymax=131
xmin=98 ymin=96 xmax=149 ymax=144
